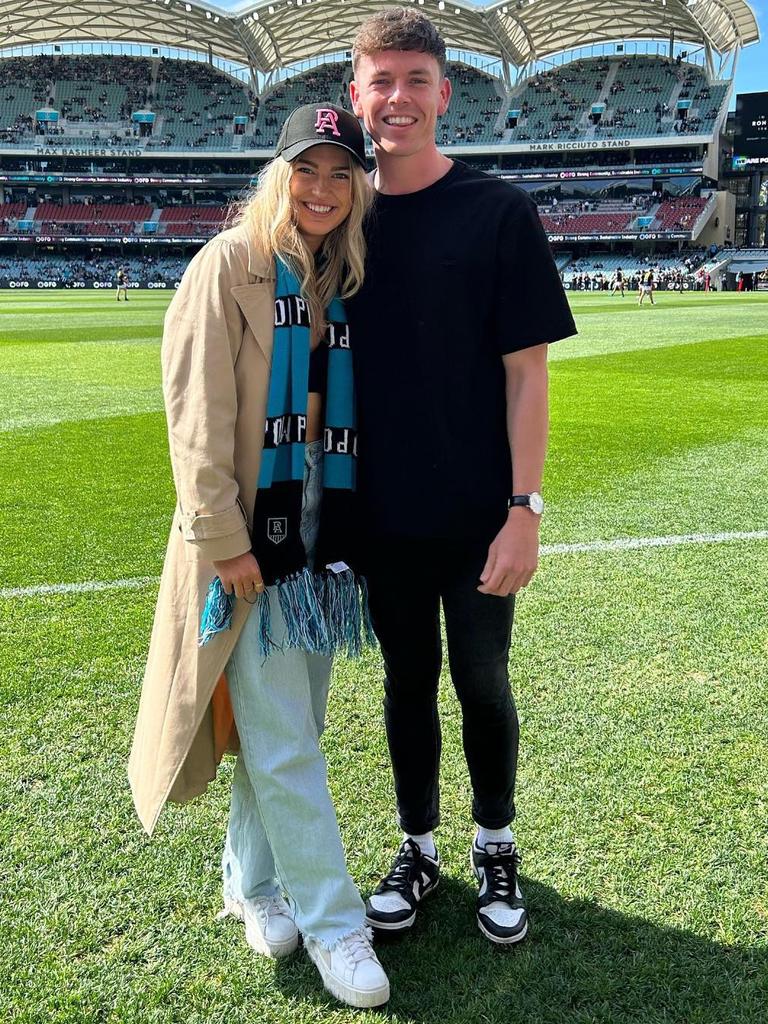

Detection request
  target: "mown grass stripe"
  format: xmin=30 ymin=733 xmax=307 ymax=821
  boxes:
xmin=3 ymin=529 xmax=766 ymax=600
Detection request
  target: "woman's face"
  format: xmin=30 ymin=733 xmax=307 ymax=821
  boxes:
xmin=290 ymin=144 xmax=354 ymax=251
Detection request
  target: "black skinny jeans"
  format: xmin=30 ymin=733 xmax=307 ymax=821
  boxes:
xmin=364 ymin=536 xmax=519 ymax=834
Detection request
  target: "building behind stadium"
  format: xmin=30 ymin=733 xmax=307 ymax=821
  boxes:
xmin=0 ymin=0 xmax=766 ymax=291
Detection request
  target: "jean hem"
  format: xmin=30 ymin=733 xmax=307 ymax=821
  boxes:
xmin=222 ymin=882 xmax=280 ymax=905
xmin=304 ymin=920 xmax=369 ymax=951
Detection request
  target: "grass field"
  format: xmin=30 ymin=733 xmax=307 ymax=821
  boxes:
xmin=1 ymin=288 xmax=767 ymax=1023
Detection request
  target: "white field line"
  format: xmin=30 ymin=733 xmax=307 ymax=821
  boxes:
xmin=0 ymin=576 xmax=158 ymax=600
xmin=540 ymin=530 xmax=768 ymax=555
xmin=2 ymin=530 xmax=767 ymax=601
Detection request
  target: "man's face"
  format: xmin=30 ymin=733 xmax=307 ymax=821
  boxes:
xmin=350 ymin=50 xmax=451 ymax=157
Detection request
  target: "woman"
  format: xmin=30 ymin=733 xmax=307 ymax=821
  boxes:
xmin=128 ymin=104 xmax=388 ymax=1009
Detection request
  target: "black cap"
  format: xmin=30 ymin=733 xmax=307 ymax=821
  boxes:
xmin=275 ymin=103 xmax=367 ymax=169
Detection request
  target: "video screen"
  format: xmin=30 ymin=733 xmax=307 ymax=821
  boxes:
xmin=735 ymin=92 xmax=768 ymax=157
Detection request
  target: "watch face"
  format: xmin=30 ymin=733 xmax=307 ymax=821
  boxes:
xmin=529 ymin=491 xmax=544 ymax=515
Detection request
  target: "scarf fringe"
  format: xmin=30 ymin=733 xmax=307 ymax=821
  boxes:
xmin=277 ymin=568 xmax=330 ymax=654
xmin=359 ymin=575 xmax=376 ymax=647
xmin=198 ymin=570 xmax=376 ymax=661
xmin=198 ymin=577 xmax=233 ymax=647
xmin=271 ymin=567 xmax=373 ymax=661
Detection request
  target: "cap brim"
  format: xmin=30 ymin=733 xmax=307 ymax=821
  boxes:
xmin=279 ymin=137 xmax=366 ymax=169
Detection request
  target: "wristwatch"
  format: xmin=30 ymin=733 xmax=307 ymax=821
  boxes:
xmin=510 ymin=492 xmax=545 ymax=516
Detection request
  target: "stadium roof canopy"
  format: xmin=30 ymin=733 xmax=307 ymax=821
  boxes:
xmin=0 ymin=0 xmax=760 ymax=73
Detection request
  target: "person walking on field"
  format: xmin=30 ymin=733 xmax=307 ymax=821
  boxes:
xmin=638 ymin=268 xmax=655 ymax=305
xmin=128 ymin=103 xmax=390 ymax=1010
xmin=611 ymin=267 xmax=625 ymax=297
xmin=347 ymin=8 xmax=576 ymax=946
xmin=116 ymin=266 xmax=129 ymax=301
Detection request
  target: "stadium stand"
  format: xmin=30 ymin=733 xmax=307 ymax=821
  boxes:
xmin=0 ymin=201 xmax=25 ymax=229
xmin=27 ymin=201 xmax=154 ymax=235
xmin=0 ymin=247 xmax=714 ymax=289
xmin=504 ymin=56 xmax=729 ymax=143
xmin=437 ymin=65 xmax=505 ymax=145
xmin=2 ymin=188 xmax=712 ymax=240
xmin=150 ymin=58 xmax=251 ymax=151
xmin=157 ymin=205 xmax=228 ymax=236
xmin=0 ymin=252 xmax=187 ymax=283
xmin=561 ymin=250 xmax=707 ymax=285
xmin=652 ymin=196 xmax=710 ymax=231
xmin=245 ymin=62 xmax=348 ymax=149
xmin=0 ymin=22 xmax=745 ymax=286
xmin=539 ymin=206 xmax=635 ymax=234
xmin=1 ymin=53 xmax=727 ymax=151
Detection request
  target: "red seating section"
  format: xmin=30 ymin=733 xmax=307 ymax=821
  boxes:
xmin=32 ymin=202 xmax=153 ymax=234
xmin=539 ymin=212 xmax=634 ymax=234
xmin=158 ymin=205 xmax=227 ymax=236
xmin=0 ymin=201 xmax=26 ymax=226
xmin=653 ymin=197 xmax=708 ymax=231
xmin=34 ymin=202 xmax=153 ymax=222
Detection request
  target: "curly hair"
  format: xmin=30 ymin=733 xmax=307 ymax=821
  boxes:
xmin=352 ymin=7 xmax=447 ymax=76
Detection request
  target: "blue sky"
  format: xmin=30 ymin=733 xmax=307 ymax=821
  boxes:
xmin=218 ymin=0 xmax=764 ymax=106
xmin=734 ymin=1 xmax=767 ymax=104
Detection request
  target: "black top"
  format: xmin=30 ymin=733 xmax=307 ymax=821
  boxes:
xmin=347 ymin=160 xmax=577 ymax=540
xmin=308 ymin=340 xmax=328 ymax=397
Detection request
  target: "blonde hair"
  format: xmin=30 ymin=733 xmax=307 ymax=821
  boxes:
xmin=233 ymin=153 xmax=371 ymax=338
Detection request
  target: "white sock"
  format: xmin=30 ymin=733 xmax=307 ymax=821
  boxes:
xmin=405 ymin=831 xmax=436 ymax=859
xmin=476 ymin=825 xmax=514 ymax=849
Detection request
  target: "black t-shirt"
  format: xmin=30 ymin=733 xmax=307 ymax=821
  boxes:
xmin=347 ymin=160 xmax=577 ymax=540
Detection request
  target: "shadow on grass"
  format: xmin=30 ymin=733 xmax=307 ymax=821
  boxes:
xmin=273 ymin=875 xmax=767 ymax=1024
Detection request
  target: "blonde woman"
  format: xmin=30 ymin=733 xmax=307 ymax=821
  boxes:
xmin=128 ymin=104 xmax=389 ymax=1009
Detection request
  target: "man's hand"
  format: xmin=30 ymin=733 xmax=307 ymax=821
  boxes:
xmin=213 ymin=551 xmax=264 ymax=599
xmin=477 ymin=508 xmax=540 ymax=597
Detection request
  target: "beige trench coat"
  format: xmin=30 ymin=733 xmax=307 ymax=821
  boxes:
xmin=128 ymin=224 xmax=279 ymax=835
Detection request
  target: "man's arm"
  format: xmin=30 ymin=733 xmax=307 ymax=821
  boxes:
xmin=477 ymin=343 xmax=549 ymax=597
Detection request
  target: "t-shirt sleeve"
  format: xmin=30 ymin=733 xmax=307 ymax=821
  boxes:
xmin=492 ymin=195 xmax=577 ymax=354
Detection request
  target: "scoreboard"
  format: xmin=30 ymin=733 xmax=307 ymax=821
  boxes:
xmin=732 ymin=92 xmax=768 ymax=170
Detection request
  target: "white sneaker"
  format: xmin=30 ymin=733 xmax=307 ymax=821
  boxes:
xmin=305 ymin=927 xmax=390 ymax=1008
xmin=221 ymin=894 xmax=299 ymax=958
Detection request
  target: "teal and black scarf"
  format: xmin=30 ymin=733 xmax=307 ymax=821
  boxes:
xmin=200 ymin=256 xmax=373 ymax=659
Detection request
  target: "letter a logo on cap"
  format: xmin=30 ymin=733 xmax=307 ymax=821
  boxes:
xmin=315 ymin=108 xmax=341 ymax=137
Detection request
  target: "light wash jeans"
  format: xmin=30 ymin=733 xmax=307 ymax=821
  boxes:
xmin=222 ymin=439 xmax=366 ymax=947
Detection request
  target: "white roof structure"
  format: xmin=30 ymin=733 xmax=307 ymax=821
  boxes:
xmin=0 ymin=0 xmax=760 ymax=72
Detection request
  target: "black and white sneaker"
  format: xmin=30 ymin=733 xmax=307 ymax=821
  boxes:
xmin=365 ymin=839 xmax=440 ymax=932
xmin=471 ymin=840 xmax=528 ymax=945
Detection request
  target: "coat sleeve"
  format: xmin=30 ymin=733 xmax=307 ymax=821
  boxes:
xmin=161 ymin=235 xmax=253 ymax=563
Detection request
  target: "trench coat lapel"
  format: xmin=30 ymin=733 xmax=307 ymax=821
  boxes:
xmin=231 ymin=283 xmax=274 ymax=365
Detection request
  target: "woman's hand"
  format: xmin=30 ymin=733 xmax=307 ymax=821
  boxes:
xmin=212 ymin=552 xmax=264 ymax=599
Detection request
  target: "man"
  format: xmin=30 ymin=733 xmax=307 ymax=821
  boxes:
xmin=116 ymin=266 xmax=128 ymax=301
xmin=611 ymin=267 xmax=625 ymax=297
xmin=638 ymin=268 xmax=655 ymax=305
xmin=347 ymin=8 xmax=576 ymax=946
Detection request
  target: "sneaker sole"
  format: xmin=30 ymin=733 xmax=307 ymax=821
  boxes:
xmin=471 ymin=853 xmax=528 ymax=946
xmin=223 ymin=898 xmax=299 ymax=959
xmin=477 ymin=914 xmax=529 ymax=946
xmin=306 ymin=945 xmax=390 ymax=1008
xmin=365 ymin=878 xmax=439 ymax=932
